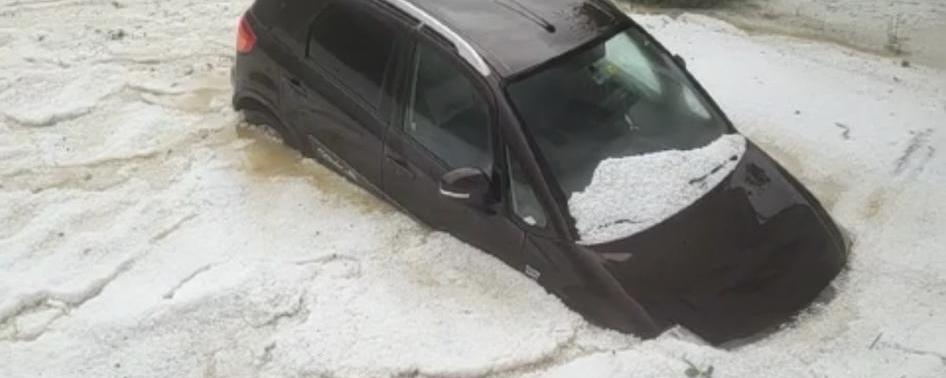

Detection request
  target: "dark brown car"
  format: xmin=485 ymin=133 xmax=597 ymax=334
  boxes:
xmin=232 ymin=0 xmax=848 ymax=344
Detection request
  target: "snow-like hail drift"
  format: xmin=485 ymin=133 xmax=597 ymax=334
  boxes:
xmin=3 ymin=0 xmax=946 ymax=376
xmin=570 ymin=134 xmax=747 ymax=245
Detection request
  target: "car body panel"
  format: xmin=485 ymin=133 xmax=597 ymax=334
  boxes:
xmin=407 ymin=0 xmax=627 ymax=76
xmin=283 ymin=2 xmax=409 ymax=187
xmin=590 ymin=144 xmax=846 ymax=343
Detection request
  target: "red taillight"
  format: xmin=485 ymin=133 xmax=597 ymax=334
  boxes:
xmin=237 ymin=15 xmax=257 ymax=54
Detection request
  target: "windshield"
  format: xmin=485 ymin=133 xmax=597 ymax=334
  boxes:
xmin=508 ymin=27 xmax=745 ymax=245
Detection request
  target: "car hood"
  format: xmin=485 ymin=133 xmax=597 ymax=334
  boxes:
xmin=588 ymin=142 xmax=848 ymax=344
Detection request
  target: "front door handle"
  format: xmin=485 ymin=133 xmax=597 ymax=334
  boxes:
xmin=386 ymin=155 xmax=415 ymax=179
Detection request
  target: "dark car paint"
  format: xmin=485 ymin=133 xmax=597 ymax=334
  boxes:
xmin=591 ymin=144 xmax=847 ymax=343
xmin=232 ymin=0 xmax=847 ymax=344
xmin=381 ymin=40 xmax=530 ymax=272
xmin=405 ymin=0 xmax=628 ymax=76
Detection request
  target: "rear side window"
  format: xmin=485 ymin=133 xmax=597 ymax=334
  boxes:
xmin=307 ymin=4 xmax=395 ymax=108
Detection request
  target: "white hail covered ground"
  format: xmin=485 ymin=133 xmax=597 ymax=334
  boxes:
xmin=0 ymin=1 xmax=944 ymax=377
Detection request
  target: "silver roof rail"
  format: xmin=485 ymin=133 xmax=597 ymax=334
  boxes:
xmin=384 ymin=0 xmax=492 ymax=76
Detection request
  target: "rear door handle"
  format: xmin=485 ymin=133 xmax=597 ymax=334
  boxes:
xmin=386 ymin=155 xmax=415 ymax=179
xmin=285 ymin=77 xmax=307 ymax=96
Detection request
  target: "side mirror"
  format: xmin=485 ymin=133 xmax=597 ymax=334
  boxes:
xmin=673 ymin=54 xmax=687 ymax=70
xmin=440 ymin=168 xmax=492 ymax=209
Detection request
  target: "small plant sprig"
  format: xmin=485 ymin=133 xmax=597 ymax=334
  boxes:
xmin=682 ymin=356 xmax=715 ymax=378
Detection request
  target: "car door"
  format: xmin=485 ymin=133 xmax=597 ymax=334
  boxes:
xmin=383 ymin=37 xmax=525 ymax=266
xmin=282 ymin=1 xmax=405 ymax=188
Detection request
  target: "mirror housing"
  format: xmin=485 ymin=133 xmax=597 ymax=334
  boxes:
xmin=440 ymin=168 xmax=492 ymax=209
xmin=673 ymin=54 xmax=687 ymax=70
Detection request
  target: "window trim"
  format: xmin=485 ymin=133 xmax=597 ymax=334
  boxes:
xmin=504 ymin=146 xmax=558 ymax=235
xmin=381 ymin=0 xmax=491 ymax=76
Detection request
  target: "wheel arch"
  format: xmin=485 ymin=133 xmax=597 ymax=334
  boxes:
xmin=233 ymin=92 xmax=302 ymax=149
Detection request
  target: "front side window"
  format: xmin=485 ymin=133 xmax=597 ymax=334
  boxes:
xmin=404 ymin=44 xmax=492 ymax=171
xmin=508 ymin=27 xmax=746 ymax=245
xmin=308 ymin=3 xmax=395 ymax=108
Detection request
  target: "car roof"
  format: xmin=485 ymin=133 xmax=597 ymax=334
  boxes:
xmin=402 ymin=0 xmax=628 ymax=78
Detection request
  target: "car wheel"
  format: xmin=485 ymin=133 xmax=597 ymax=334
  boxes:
xmin=236 ymin=97 xmax=300 ymax=150
xmin=242 ymin=108 xmax=300 ymax=150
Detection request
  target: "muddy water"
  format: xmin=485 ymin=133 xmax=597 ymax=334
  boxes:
xmin=235 ymin=126 xmax=309 ymax=178
xmin=140 ymin=74 xmax=232 ymax=114
xmin=234 ymin=126 xmax=393 ymax=214
xmin=175 ymin=87 xmax=225 ymax=113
